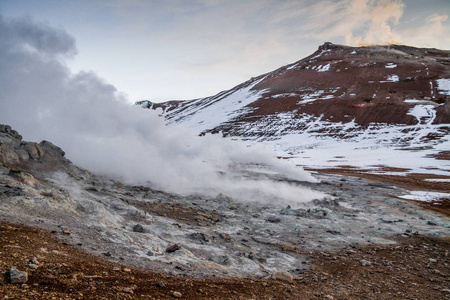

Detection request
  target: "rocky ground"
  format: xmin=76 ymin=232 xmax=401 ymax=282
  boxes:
xmin=1 ymin=124 xmax=449 ymax=299
xmin=1 ymin=221 xmax=449 ymax=299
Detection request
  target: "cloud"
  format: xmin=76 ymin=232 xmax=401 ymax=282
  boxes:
xmin=300 ymin=0 xmax=448 ymax=48
xmin=350 ymin=0 xmax=404 ymax=45
xmin=1 ymin=14 xmax=77 ymax=57
xmin=0 ymin=14 xmax=324 ymax=206
xmin=398 ymin=13 xmax=449 ymax=48
xmin=290 ymin=0 xmax=404 ymax=46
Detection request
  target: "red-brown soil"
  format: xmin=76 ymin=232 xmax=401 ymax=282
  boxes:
xmin=308 ymin=167 xmax=450 ymax=192
xmin=1 ymin=219 xmax=449 ymax=299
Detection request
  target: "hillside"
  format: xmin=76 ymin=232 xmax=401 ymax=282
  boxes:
xmin=140 ymin=42 xmax=450 ymax=130
xmin=138 ymin=42 xmax=450 ymax=186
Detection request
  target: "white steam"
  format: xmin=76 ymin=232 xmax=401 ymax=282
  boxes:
xmin=0 ymin=14 xmax=324 ymax=206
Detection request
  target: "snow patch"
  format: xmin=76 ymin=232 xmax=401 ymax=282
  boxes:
xmin=271 ymin=93 xmax=298 ymax=99
xmin=385 ymin=63 xmax=397 ymax=69
xmin=381 ymin=75 xmax=399 ymax=83
xmin=424 ymin=178 xmax=450 ymax=183
xmin=286 ymin=63 xmax=298 ymax=70
xmin=407 ymin=105 xmax=436 ymax=124
xmin=297 ymin=89 xmax=337 ymax=104
xmin=315 ymin=64 xmax=330 ymax=72
xmin=256 ymin=112 xmax=450 ymax=177
xmin=399 ymin=191 xmax=450 ymax=202
xmin=167 ymin=80 xmax=268 ymax=132
xmin=309 ymin=49 xmax=331 ymax=61
xmin=436 ymin=78 xmax=450 ymax=95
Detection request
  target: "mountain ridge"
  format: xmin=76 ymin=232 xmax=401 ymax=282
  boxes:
xmin=139 ymin=42 xmax=450 ymax=129
xmin=138 ymin=42 xmax=450 ymax=176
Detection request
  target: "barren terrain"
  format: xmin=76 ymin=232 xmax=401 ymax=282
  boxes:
xmin=1 ymin=162 xmax=449 ymax=299
xmin=1 ymin=219 xmax=449 ymax=299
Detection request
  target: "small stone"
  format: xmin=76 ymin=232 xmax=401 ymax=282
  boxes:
xmin=62 ymin=229 xmax=71 ymax=235
xmin=267 ymin=216 xmax=281 ymax=223
xmin=189 ymin=232 xmax=211 ymax=244
xmin=219 ymin=232 xmax=231 ymax=241
xmin=428 ymin=258 xmax=437 ymax=263
xmin=360 ymin=259 xmax=372 ymax=266
xmin=132 ymin=224 xmax=144 ymax=233
xmin=121 ymin=287 xmax=134 ymax=294
xmin=156 ymin=280 xmax=166 ymax=288
xmin=172 ymin=291 xmax=182 ymax=298
xmin=166 ymin=244 xmax=181 ymax=253
xmin=28 ymin=264 xmax=39 ymax=269
xmin=282 ymin=244 xmax=300 ymax=253
xmin=273 ymin=271 xmax=293 ymax=283
xmin=123 ymin=268 xmax=131 ymax=272
xmin=325 ymin=295 xmax=334 ymax=300
xmin=280 ymin=205 xmax=292 ymax=215
xmin=9 ymin=268 xmax=28 ymax=284
xmin=31 ymin=257 xmax=39 ymax=265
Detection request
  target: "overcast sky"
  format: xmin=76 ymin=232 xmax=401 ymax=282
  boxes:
xmin=2 ymin=0 xmax=449 ymax=103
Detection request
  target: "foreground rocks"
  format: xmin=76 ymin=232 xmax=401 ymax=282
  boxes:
xmin=9 ymin=267 xmax=28 ymax=284
xmin=0 ymin=221 xmax=449 ymax=299
xmin=0 ymin=124 xmax=70 ymax=174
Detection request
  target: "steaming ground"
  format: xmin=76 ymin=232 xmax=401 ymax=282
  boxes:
xmin=1 ymin=160 xmax=448 ymax=278
xmin=0 ymin=14 xmax=322 ymax=205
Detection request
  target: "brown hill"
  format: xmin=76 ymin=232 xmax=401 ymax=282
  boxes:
xmin=139 ymin=43 xmax=450 ymax=137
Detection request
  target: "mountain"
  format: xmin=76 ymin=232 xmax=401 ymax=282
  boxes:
xmin=138 ymin=42 xmax=450 ymax=175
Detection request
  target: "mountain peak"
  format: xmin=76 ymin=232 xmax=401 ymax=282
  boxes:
xmin=139 ymin=43 xmax=449 ymax=173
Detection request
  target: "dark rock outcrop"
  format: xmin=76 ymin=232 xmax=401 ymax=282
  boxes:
xmin=0 ymin=124 xmax=72 ymax=176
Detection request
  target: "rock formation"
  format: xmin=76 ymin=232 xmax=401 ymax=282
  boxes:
xmin=0 ymin=124 xmax=71 ymax=176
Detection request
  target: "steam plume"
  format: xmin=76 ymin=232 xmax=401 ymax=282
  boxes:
xmin=0 ymin=14 xmax=324 ymax=206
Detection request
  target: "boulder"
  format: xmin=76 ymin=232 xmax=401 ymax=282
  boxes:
xmin=9 ymin=268 xmax=28 ymax=284
xmin=0 ymin=124 xmax=11 ymax=134
xmin=166 ymin=244 xmax=181 ymax=253
xmin=10 ymin=130 xmax=22 ymax=140
xmin=22 ymin=142 xmax=45 ymax=160
xmin=273 ymin=271 xmax=293 ymax=283
xmin=132 ymin=224 xmax=144 ymax=233
xmin=0 ymin=143 xmax=19 ymax=165
xmin=39 ymin=140 xmax=65 ymax=157
xmin=15 ymin=149 xmax=29 ymax=161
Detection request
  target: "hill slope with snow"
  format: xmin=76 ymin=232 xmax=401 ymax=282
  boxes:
xmin=139 ymin=43 xmax=450 ymax=178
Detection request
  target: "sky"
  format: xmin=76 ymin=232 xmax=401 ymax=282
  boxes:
xmin=0 ymin=8 xmax=324 ymax=205
xmin=1 ymin=0 xmax=449 ymax=103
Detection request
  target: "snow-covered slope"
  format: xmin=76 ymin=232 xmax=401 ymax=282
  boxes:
xmin=138 ymin=43 xmax=450 ymax=176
